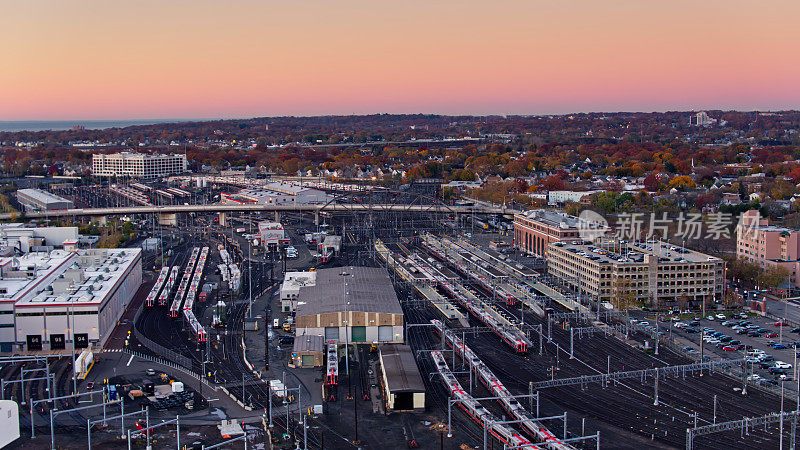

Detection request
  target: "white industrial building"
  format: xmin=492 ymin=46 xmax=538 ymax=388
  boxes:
xmin=92 ymin=152 xmax=187 ymax=178
xmin=0 ymin=247 xmax=142 ymax=353
xmin=15 ymin=189 xmax=74 ymax=212
xmin=280 ymin=271 xmax=317 ymax=312
xmin=0 ymin=223 xmax=79 ymax=253
xmin=220 ymin=183 xmax=331 ymax=207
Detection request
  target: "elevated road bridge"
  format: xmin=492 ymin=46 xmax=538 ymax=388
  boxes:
xmin=0 ymin=202 xmax=513 ymax=220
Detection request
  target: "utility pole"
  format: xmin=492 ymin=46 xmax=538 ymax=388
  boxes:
xmin=248 ymin=238 xmax=253 ymax=318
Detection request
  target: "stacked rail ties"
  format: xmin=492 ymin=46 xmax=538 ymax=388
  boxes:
xmin=430 ymin=350 xmax=539 ymax=449
xmin=374 ymin=240 xmax=466 ymax=323
xmin=183 ymin=246 xmax=210 ymax=342
xmin=432 ymin=320 xmax=574 ymax=449
xmin=158 ymin=266 xmax=179 ymax=306
xmin=170 ymin=247 xmax=200 ymax=318
xmin=145 ymin=266 xmax=170 ymax=307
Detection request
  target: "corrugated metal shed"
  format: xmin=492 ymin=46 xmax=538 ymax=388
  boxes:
xmin=296 ymin=267 xmax=401 ymax=316
xmin=380 ymin=344 xmax=425 ymax=393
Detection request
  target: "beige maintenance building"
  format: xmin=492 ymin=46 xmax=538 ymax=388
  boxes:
xmin=294 ymin=267 xmax=404 ymax=344
xmin=547 ymin=239 xmax=725 ymax=308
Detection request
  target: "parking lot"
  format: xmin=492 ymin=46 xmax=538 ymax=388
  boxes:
xmin=648 ymin=312 xmax=800 ymax=388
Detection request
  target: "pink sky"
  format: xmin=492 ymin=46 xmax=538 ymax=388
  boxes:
xmin=2 ymin=0 xmax=799 ymax=120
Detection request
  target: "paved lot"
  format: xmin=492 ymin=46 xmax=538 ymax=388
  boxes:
xmin=640 ymin=312 xmax=800 ymax=390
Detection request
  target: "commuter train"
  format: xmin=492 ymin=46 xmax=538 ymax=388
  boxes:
xmin=145 ymin=267 xmax=169 ymax=307
xmin=182 ymin=247 xmax=209 ymax=342
xmin=438 ymin=280 xmax=530 ymax=353
xmin=432 ymin=320 xmax=574 ymax=449
xmin=169 ymin=247 xmax=199 ymax=318
xmin=326 ymin=341 xmax=338 ymax=386
xmin=431 ymin=351 xmax=539 ymax=449
xmin=158 ymin=266 xmax=179 ymax=306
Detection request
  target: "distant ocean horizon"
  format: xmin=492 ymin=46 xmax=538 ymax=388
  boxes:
xmin=0 ymin=119 xmax=201 ymax=132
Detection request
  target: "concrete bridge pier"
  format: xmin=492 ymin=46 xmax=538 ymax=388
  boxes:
xmin=218 ymin=212 xmax=227 ymax=227
xmin=93 ymin=216 xmax=107 ymax=226
xmin=274 ymin=211 xmax=281 ymax=222
xmin=159 ymin=213 xmax=178 ymax=226
xmin=314 ymin=211 xmax=319 ymax=226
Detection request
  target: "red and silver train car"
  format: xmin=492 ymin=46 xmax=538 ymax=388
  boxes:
xmin=145 ymin=267 xmax=169 ymax=307
xmin=432 ymin=320 xmax=573 ymax=449
xmin=431 ymin=351 xmax=538 ymax=449
xmin=326 ymin=341 xmax=338 ymax=386
xmin=158 ymin=266 xmax=179 ymax=306
xmin=169 ymin=247 xmax=199 ymax=318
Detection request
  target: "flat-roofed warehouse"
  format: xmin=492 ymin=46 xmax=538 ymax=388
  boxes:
xmin=295 ymin=267 xmax=404 ymax=344
xmin=15 ymin=189 xmax=74 ymax=212
xmin=379 ymin=344 xmax=425 ymax=411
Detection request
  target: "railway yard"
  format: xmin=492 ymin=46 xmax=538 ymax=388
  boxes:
xmin=1 ymin=186 xmax=796 ymax=449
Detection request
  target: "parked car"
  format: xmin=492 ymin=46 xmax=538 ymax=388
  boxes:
xmin=775 ymin=321 xmax=789 ymax=327
xmin=722 ymin=345 xmax=736 ymax=351
xmin=766 ymin=332 xmax=779 ymax=338
xmin=774 ymin=361 xmax=792 ymax=369
xmin=706 ymin=315 xmax=715 ymax=321
xmin=791 ymin=327 xmax=800 ymax=333
xmin=716 ymin=314 xmax=726 ymax=320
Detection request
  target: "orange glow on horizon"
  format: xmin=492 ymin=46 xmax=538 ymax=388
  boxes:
xmin=2 ymin=0 xmax=799 ymax=120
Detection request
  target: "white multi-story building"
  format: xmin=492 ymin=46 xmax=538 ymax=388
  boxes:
xmin=92 ymin=152 xmax=187 ymax=178
xmin=547 ymin=239 xmax=725 ymax=307
xmin=0 ymin=246 xmax=142 ymax=353
xmin=547 ymin=190 xmax=601 ymax=206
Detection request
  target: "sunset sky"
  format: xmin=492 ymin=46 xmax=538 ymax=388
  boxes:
xmin=2 ymin=0 xmax=799 ymax=120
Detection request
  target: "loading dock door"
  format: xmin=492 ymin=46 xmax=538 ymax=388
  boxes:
xmin=378 ymin=326 xmax=393 ymax=342
xmin=324 ymin=327 xmax=339 ymax=342
xmin=50 ymin=334 xmax=65 ymax=350
xmin=351 ymin=326 xmax=366 ymax=342
xmin=27 ymin=335 xmax=42 ymax=351
xmin=393 ymin=393 xmax=414 ymax=411
xmin=74 ymin=333 xmax=89 ymax=349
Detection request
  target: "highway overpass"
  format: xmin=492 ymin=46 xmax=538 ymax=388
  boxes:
xmin=0 ymin=202 xmax=517 ymax=220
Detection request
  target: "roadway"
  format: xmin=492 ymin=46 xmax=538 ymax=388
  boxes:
xmin=0 ymin=202 xmax=508 ymax=220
